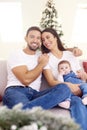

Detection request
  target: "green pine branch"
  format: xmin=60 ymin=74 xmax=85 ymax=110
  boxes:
xmin=0 ymin=104 xmax=80 ymax=130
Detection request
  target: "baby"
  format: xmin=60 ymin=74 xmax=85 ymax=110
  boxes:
xmin=58 ymin=60 xmax=87 ymax=109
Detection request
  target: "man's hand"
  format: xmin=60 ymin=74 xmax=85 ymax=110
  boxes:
xmin=38 ymin=53 xmax=49 ymax=67
xmin=77 ymin=70 xmax=87 ymax=81
xmin=72 ymin=47 xmax=82 ymax=57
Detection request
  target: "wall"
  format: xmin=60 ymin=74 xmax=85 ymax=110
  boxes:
xmin=0 ymin=0 xmax=87 ymax=59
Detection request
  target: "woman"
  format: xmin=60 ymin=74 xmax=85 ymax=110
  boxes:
xmin=41 ymin=28 xmax=87 ymax=130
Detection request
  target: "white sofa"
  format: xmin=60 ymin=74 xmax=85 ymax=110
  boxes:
xmin=0 ymin=60 xmax=71 ymax=117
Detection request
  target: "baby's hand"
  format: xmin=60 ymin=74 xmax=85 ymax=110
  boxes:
xmin=59 ymin=71 xmax=65 ymax=76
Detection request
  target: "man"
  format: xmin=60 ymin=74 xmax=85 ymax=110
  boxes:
xmin=3 ymin=26 xmax=71 ymax=109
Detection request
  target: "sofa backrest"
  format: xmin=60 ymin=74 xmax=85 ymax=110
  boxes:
xmin=40 ymin=74 xmax=50 ymax=91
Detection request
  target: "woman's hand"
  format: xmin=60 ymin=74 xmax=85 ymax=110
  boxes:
xmin=65 ymin=82 xmax=82 ymax=96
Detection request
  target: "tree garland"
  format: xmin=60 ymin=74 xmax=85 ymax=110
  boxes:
xmin=0 ymin=104 xmax=81 ymax=130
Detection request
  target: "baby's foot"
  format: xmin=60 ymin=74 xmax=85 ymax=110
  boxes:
xmin=58 ymin=100 xmax=70 ymax=109
xmin=82 ymin=96 xmax=87 ymax=105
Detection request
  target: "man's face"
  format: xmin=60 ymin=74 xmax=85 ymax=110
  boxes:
xmin=25 ymin=30 xmax=41 ymax=51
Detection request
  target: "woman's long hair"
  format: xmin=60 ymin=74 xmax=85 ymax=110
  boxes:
xmin=41 ymin=28 xmax=66 ymax=53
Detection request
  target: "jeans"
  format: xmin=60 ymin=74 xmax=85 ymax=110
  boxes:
xmin=70 ymin=95 xmax=87 ymax=130
xmin=3 ymin=84 xmax=70 ymax=109
xmin=66 ymin=83 xmax=87 ymax=103
xmin=79 ymin=83 xmax=87 ymax=98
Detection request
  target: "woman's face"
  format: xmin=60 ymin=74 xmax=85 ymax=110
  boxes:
xmin=42 ymin=32 xmax=57 ymax=50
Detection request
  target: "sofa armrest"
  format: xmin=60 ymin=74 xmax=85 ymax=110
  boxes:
xmin=0 ymin=60 xmax=7 ymax=97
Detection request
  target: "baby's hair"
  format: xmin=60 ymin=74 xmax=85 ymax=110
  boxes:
xmin=58 ymin=60 xmax=71 ymax=70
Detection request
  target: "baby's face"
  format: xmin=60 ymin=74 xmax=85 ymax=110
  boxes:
xmin=58 ymin=63 xmax=71 ymax=75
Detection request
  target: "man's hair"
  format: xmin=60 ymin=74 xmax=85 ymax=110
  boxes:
xmin=26 ymin=26 xmax=41 ymax=36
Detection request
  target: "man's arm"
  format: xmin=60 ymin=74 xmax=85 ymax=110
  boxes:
xmin=66 ymin=47 xmax=82 ymax=57
xmin=12 ymin=54 xmax=49 ymax=86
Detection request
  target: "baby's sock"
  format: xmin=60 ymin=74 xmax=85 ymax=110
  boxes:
xmin=58 ymin=100 xmax=70 ymax=109
xmin=82 ymin=96 xmax=87 ymax=105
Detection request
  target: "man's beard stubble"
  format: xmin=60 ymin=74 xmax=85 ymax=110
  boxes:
xmin=28 ymin=44 xmax=39 ymax=51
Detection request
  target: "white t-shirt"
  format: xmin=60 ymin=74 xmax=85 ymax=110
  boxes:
xmin=6 ymin=49 xmax=42 ymax=91
xmin=44 ymin=51 xmax=81 ymax=81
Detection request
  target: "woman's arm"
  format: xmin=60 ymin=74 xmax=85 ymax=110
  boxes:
xmin=65 ymin=82 xmax=82 ymax=96
xmin=43 ymin=69 xmax=61 ymax=86
xmin=43 ymin=69 xmax=82 ymax=96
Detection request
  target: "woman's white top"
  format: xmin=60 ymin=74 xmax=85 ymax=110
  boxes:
xmin=44 ymin=51 xmax=81 ymax=81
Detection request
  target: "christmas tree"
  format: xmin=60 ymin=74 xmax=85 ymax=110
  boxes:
xmin=40 ymin=0 xmax=63 ymax=37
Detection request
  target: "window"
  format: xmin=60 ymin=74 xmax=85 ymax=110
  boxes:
xmin=72 ymin=4 xmax=87 ymax=44
xmin=71 ymin=4 xmax=87 ymax=59
xmin=0 ymin=2 xmax=23 ymax=43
